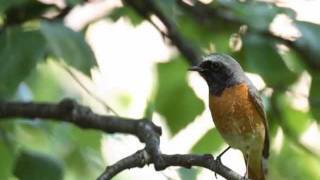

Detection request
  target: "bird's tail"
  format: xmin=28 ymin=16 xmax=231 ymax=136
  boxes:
xmin=248 ymin=161 xmax=265 ymax=180
xmin=246 ymin=152 xmax=267 ymax=180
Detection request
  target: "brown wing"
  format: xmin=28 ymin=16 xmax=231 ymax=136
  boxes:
xmin=248 ymin=86 xmax=270 ymax=159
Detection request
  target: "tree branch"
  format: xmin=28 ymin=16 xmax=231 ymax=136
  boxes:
xmin=177 ymin=0 xmax=320 ymax=70
xmin=97 ymin=149 xmax=150 ymax=180
xmin=0 ymin=99 xmax=244 ymax=180
xmin=97 ymin=149 xmax=244 ymax=180
xmin=0 ymin=99 xmax=163 ymax=167
xmin=123 ymin=0 xmax=201 ymax=66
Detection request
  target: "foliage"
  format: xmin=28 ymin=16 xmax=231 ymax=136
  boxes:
xmin=0 ymin=26 xmax=45 ymax=98
xmin=155 ymin=57 xmax=204 ymax=134
xmin=243 ymin=33 xmax=298 ymax=87
xmin=14 ymin=150 xmax=64 ymax=180
xmin=1 ymin=0 xmax=320 ymax=179
xmin=40 ymin=21 xmax=97 ymax=76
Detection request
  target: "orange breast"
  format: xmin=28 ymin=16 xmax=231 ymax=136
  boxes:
xmin=209 ymin=83 xmax=265 ymax=149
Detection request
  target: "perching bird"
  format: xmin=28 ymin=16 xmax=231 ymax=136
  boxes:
xmin=189 ymin=53 xmax=269 ymax=180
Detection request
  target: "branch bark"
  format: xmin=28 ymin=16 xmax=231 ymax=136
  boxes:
xmin=97 ymin=149 xmax=243 ymax=180
xmin=0 ymin=99 xmax=244 ymax=180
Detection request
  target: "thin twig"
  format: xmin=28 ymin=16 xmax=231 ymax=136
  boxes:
xmin=123 ymin=0 xmax=201 ymax=66
xmin=97 ymin=149 xmax=244 ymax=180
xmin=61 ymin=64 xmax=119 ymax=116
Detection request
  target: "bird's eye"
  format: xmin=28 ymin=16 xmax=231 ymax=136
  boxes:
xmin=211 ymin=62 xmax=221 ymax=71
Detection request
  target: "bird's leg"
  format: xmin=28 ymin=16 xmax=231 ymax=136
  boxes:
xmin=216 ymin=146 xmax=231 ymax=163
xmin=242 ymin=151 xmax=249 ymax=180
xmin=214 ymin=146 xmax=231 ymax=179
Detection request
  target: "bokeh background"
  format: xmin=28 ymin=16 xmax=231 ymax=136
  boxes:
xmin=1 ymin=0 xmax=320 ymax=180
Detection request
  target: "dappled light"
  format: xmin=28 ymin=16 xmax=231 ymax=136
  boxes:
xmin=1 ymin=0 xmax=320 ymax=180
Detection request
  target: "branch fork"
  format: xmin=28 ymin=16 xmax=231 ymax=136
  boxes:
xmin=0 ymin=99 xmax=244 ymax=180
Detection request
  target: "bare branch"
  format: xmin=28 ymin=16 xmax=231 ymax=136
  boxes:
xmin=0 ymin=99 xmax=162 ymax=163
xmin=97 ymin=149 xmax=244 ymax=180
xmin=0 ymin=99 xmax=244 ymax=180
xmin=97 ymin=149 xmax=150 ymax=180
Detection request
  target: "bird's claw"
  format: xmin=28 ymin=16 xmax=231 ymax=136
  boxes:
xmin=240 ymin=176 xmax=249 ymax=180
xmin=241 ymin=171 xmax=249 ymax=180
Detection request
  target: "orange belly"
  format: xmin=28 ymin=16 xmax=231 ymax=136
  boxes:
xmin=209 ymin=83 xmax=265 ymax=151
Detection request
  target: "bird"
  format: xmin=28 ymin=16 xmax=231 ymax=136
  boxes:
xmin=189 ymin=53 xmax=269 ymax=180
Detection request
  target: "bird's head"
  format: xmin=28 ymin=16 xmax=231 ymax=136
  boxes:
xmin=189 ymin=53 xmax=245 ymax=95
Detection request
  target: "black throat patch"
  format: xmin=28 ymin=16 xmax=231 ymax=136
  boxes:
xmin=208 ymin=80 xmax=242 ymax=96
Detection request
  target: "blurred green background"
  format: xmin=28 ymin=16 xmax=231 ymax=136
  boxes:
xmin=1 ymin=0 xmax=320 ymax=180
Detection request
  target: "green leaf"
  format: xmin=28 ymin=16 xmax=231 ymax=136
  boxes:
xmin=144 ymin=100 xmax=155 ymax=120
xmin=280 ymin=48 xmax=306 ymax=74
xmin=61 ymin=126 xmax=103 ymax=179
xmin=0 ymin=135 xmax=17 ymax=180
xmin=0 ymin=120 xmax=18 ymax=179
xmin=65 ymin=149 xmax=88 ymax=177
xmin=243 ymin=33 xmax=297 ymax=87
xmin=66 ymin=0 xmax=82 ymax=6
xmin=0 ymin=26 xmax=45 ymax=98
xmin=295 ymin=21 xmax=320 ymax=68
xmin=275 ymin=93 xmax=311 ymax=134
xmin=40 ymin=21 xmax=96 ymax=75
xmin=218 ymin=0 xmax=280 ymax=30
xmin=4 ymin=1 xmax=54 ymax=24
xmin=71 ymin=127 xmax=102 ymax=149
xmin=14 ymin=150 xmax=64 ymax=180
xmin=26 ymin=61 xmax=64 ymax=101
xmin=177 ymin=14 xmax=234 ymax=54
xmin=0 ymin=0 xmax=28 ymax=13
xmin=155 ymin=57 xmax=204 ymax=134
xmin=178 ymin=168 xmax=198 ymax=180
xmin=268 ymin=140 xmax=320 ymax=180
xmin=154 ymin=0 xmax=177 ymax=21
xmin=309 ymin=73 xmax=320 ymax=122
xmin=191 ymin=128 xmax=224 ymax=154
xmin=15 ymin=121 xmax=53 ymax=152
xmin=49 ymin=123 xmax=102 ymax=154
xmin=108 ymin=6 xmax=144 ymax=26
xmin=64 ymin=148 xmax=103 ymax=180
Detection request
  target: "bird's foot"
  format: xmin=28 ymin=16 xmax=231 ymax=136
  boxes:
xmin=214 ymin=146 xmax=231 ymax=179
xmin=241 ymin=170 xmax=249 ymax=180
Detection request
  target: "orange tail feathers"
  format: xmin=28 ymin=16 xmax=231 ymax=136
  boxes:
xmin=246 ymin=154 xmax=267 ymax=180
xmin=248 ymin=163 xmax=265 ymax=180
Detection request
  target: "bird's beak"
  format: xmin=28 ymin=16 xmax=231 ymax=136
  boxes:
xmin=188 ymin=66 xmax=204 ymax=72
